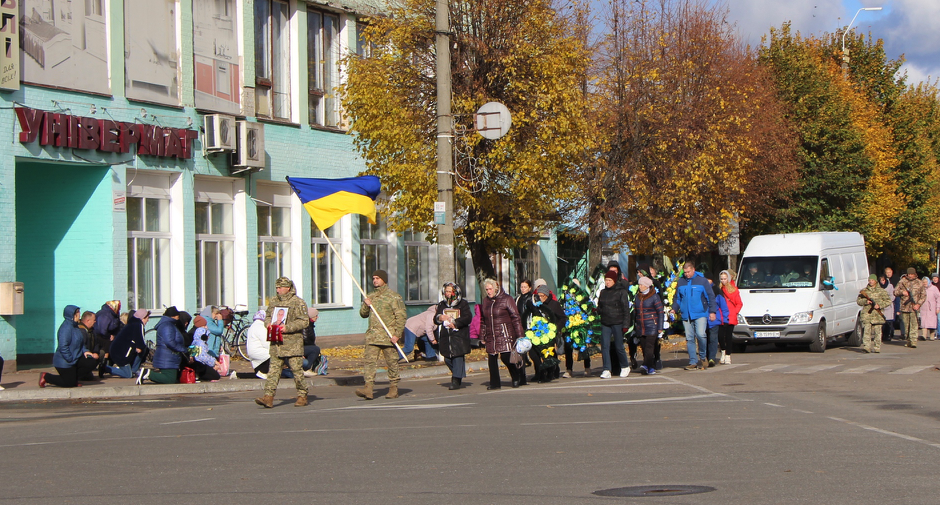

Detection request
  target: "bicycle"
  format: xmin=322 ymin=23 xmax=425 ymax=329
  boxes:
xmin=219 ymin=305 xmax=251 ymax=361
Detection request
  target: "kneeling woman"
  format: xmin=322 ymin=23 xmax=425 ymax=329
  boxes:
xmin=479 ymin=279 xmax=525 ymax=389
xmin=146 ymin=307 xmax=189 ymax=384
xmin=434 ymin=283 xmax=472 ymax=390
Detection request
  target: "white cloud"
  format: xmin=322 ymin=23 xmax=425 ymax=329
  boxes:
xmin=723 ymin=0 xmax=844 ymax=45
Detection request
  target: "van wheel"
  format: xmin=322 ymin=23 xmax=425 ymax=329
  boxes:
xmin=846 ymin=316 xmax=863 ymax=347
xmin=809 ymin=323 xmax=827 ymax=353
xmin=731 ymin=342 xmax=747 ymax=354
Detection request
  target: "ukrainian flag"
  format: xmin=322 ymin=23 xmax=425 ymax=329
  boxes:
xmin=286 ymin=175 xmax=381 ymax=231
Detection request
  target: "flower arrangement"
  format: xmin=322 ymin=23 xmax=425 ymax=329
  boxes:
xmin=526 ymin=315 xmax=560 ymax=369
xmin=560 ymin=280 xmax=601 ymax=360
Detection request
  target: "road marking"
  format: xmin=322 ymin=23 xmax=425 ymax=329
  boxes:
xmin=828 ymin=416 xmax=940 ymax=450
xmin=888 ymin=365 xmax=933 ymax=375
xmin=838 ymin=365 xmax=885 ymax=374
xmin=159 ymin=417 xmax=215 ymax=425
xmin=317 ymin=402 xmax=476 ymax=412
xmin=550 ymin=392 xmax=727 ymax=407
xmin=742 ymin=364 xmax=791 ymax=373
xmin=793 ymin=409 xmax=814 ymax=414
xmin=702 ymin=364 xmax=748 ymax=372
xmin=785 ymin=364 xmax=841 ymax=374
xmin=764 ymin=403 xmax=783 ymax=407
xmin=490 ymin=381 xmax=674 ymax=392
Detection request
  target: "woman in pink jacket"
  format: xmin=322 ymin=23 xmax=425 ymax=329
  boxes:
xmin=719 ymin=270 xmax=743 ymax=364
xmin=920 ymin=277 xmax=940 ymax=340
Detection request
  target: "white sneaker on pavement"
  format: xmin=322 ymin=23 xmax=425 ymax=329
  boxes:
xmin=561 ymin=371 xmax=571 ymax=379
xmin=256 ymin=371 xmax=268 ymax=380
xmin=303 ymin=370 xmax=316 ymax=378
xmin=619 ymin=368 xmax=630 ymax=378
xmin=600 ymin=370 xmax=611 ymax=379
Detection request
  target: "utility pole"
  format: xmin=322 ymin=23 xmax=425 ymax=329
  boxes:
xmin=435 ymin=0 xmax=455 ymax=290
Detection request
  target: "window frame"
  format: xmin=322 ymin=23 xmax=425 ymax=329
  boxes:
xmin=257 ymin=204 xmax=293 ymax=306
xmin=359 ymin=215 xmax=388 ymax=290
xmin=126 ymin=196 xmax=172 ymax=311
xmin=310 ymin=221 xmax=345 ymax=307
xmin=307 ymin=7 xmax=341 ymax=127
xmin=254 ymin=0 xmax=291 ymax=120
xmin=195 ymin=201 xmax=236 ymax=308
xmin=403 ymin=230 xmax=432 ymax=303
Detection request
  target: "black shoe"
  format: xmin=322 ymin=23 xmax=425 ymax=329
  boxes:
xmin=456 ymin=377 xmax=462 ymax=386
xmin=448 ymin=378 xmax=460 ymax=390
xmin=511 ymin=380 xmax=520 ymax=388
xmin=98 ymin=364 xmax=108 ymax=378
xmin=630 ymin=356 xmax=639 ymax=370
xmin=486 ymin=384 xmax=501 ymax=390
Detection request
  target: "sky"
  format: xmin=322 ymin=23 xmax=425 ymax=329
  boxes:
xmin=588 ymin=0 xmax=939 ymax=86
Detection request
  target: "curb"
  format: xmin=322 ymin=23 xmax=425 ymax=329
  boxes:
xmin=0 ymin=360 xmax=491 ymax=403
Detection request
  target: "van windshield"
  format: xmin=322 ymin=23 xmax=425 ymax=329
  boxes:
xmin=738 ymin=256 xmax=819 ymax=289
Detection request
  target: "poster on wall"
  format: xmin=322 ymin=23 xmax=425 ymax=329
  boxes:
xmin=124 ymin=0 xmax=180 ymax=106
xmin=18 ymin=0 xmax=109 ymax=94
xmin=193 ymin=0 xmax=240 ymax=114
xmin=1 ymin=0 xmax=19 ymax=90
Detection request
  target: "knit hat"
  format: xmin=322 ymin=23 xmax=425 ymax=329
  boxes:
xmin=163 ymin=306 xmax=180 ymax=318
xmin=534 ymin=278 xmax=547 ymax=289
xmin=908 ymin=267 xmax=917 ymax=275
xmin=275 ymin=277 xmax=293 ymax=288
xmin=605 ymin=271 xmax=619 ymax=281
xmin=134 ymin=309 xmax=151 ymax=320
xmin=253 ymin=309 xmax=267 ymax=321
xmin=638 ymin=276 xmax=654 ymax=288
xmin=373 ymin=270 xmax=389 ymax=284
xmin=193 ymin=315 xmax=207 ymax=328
xmin=868 ymin=274 xmax=877 ymax=281
xmin=535 ymin=284 xmax=550 ymax=295
xmin=308 ymin=308 xmax=320 ymax=319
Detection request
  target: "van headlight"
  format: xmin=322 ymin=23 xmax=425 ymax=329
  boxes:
xmin=790 ymin=311 xmax=814 ymax=324
xmin=737 ymin=314 xmax=747 ymax=325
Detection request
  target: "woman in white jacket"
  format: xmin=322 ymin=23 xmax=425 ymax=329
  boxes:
xmin=245 ymin=310 xmax=272 ymax=379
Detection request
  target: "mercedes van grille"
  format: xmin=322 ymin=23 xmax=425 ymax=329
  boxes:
xmin=745 ymin=316 xmax=790 ymax=326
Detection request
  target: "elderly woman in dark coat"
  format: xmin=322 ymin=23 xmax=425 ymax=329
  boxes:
xmin=479 ymin=279 xmax=525 ymax=389
xmin=434 ymin=282 xmax=473 ymax=390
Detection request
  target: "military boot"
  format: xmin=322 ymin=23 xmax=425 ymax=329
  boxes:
xmin=387 ymin=382 xmax=400 ymax=399
xmin=294 ymin=395 xmax=308 ymax=407
xmin=355 ymin=382 xmax=374 ymax=400
xmin=254 ymin=395 xmax=274 ymax=408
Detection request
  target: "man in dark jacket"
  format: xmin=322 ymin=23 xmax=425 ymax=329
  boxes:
xmin=301 ymin=308 xmax=321 ymax=377
xmin=671 ymin=262 xmax=717 ymax=370
xmin=110 ymin=309 xmax=151 ymax=379
xmin=597 ymin=270 xmax=632 ymax=378
xmin=93 ymin=300 xmax=123 ymax=377
xmin=40 ymin=305 xmax=98 ymax=388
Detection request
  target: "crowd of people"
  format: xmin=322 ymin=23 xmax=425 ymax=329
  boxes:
xmin=30 ymin=262 xmax=938 ymax=407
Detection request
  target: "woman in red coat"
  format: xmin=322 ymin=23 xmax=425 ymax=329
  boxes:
xmin=719 ymin=270 xmax=742 ymax=364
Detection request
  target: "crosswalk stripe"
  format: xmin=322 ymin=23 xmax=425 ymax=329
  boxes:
xmin=838 ymin=365 xmax=885 ymax=374
xmin=743 ymin=364 xmax=791 ymax=373
xmin=703 ymin=363 xmax=748 ymax=372
xmin=888 ymin=365 xmax=933 ymax=375
xmin=785 ymin=364 xmax=842 ymax=374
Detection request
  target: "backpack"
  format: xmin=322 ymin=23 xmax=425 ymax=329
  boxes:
xmin=314 ymin=355 xmax=329 ymax=375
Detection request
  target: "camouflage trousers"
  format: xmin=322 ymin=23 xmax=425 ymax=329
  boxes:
xmin=263 ymin=354 xmax=308 ymax=397
xmin=861 ymin=322 xmax=883 ymax=352
xmin=900 ymin=312 xmax=919 ymax=345
xmin=363 ymin=344 xmax=400 ymax=384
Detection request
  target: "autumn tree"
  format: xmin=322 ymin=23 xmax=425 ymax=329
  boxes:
xmin=342 ymin=0 xmax=593 ymax=280
xmin=587 ymin=0 xmax=798 ymax=258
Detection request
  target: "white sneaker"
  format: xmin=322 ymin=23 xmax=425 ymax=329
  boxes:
xmin=600 ymin=370 xmax=611 ymax=379
xmin=619 ymin=368 xmax=630 ymax=378
xmin=0 ymin=385 xmax=5 ymax=390
xmin=436 ymin=354 xmax=445 ymax=362
xmin=725 ymin=355 xmax=731 ymax=365
xmin=303 ymin=370 xmax=316 ymax=378
xmin=229 ymin=372 xmax=238 ymax=380
xmin=255 ymin=371 xmax=268 ymax=380
xmin=561 ymin=371 xmax=571 ymax=379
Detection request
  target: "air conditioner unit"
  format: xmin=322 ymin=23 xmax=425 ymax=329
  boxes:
xmin=204 ymin=114 xmax=236 ymax=152
xmin=234 ymin=121 xmax=265 ymax=168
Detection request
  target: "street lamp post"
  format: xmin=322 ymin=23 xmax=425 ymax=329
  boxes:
xmin=842 ymin=7 xmax=882 ymax=64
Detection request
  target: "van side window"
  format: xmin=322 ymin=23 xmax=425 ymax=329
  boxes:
xmin=820 ymin=259 xmax=830 ymax=288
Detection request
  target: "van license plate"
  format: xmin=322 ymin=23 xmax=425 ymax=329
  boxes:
xmin=754 ymin=331 xmax=780 ymax=338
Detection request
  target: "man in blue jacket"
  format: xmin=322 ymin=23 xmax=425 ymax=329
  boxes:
xmin=671 ymin=262 xmax=717 ymax=370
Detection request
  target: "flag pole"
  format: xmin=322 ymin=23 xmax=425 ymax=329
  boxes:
xmin=319 ymin=229 xmax=408 ymax=362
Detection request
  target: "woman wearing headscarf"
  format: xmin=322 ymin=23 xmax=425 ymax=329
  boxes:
xmin=434 ymin=283 xmax=473 ymax=390
xmin=188 ymin=316 xmax=222 ymax=382
xmin=39 ymin=305 xmax=98 ymax=388
xmin=245 ymin=309 xmax=272 ymax=379
xmin=634 ymin=277 xmax=664 ymax=375
xmin=479 ymin=279 xmax=525 ymax=389
xmin=920 ymin=277 xmax=940 ymax=341
xmin=529 ymin=283 xmax=565 ymax=383
xmin=108 ymin=309 xmax=151 ymax=378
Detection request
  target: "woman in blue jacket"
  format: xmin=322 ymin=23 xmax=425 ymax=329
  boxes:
xmin=39 ymin=305 xmax=98 ymax=388
xmin=145 ymin=306 xmax=189 ymax=384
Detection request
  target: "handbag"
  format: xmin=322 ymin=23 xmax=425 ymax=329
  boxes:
xmin=217 ymin=353 xmax=231 ymax=377
xmin=180 ymin=367 xmax=196 ymax=384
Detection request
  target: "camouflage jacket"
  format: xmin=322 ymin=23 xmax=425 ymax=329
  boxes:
xmin=895 ymin=276 xmax=926 ymax=312
xmin=360 ymin=284 xmax=407 ymax=346
xmin=856 ymin=284 xmax=891 ymax=324
xmin=265 ymin=283 xmax=310 ymax=357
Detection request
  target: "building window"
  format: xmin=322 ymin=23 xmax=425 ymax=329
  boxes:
xmin=311 ymin=221 xmax=343 ymax=305
xmin=255 ymin=0 xmax=291 ymax=120
xmin=403 ymin=230 xmax=430 ymax=302
xmin=127 ymin=197 xmax=171 ymax=310
xmin=360 ymin=215 xmax=388 ymax=289
xmin=258 ymin=205 xmax=292 ymax=306
xmin=355 ymin=21 xmax=370 ymax=57
xmin=195 ymin=201 xmax=235 ymax=308
xmin=514 ymin=246 xmax=538 ymax=291
xmin=307 ymin=9 xmax=340 ymax=127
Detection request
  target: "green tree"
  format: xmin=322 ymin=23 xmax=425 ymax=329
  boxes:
xmin=342 ymin=0 xmax=593 ymax=280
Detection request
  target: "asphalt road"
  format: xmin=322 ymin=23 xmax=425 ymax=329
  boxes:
xmin=2 ymin=339 xmax=940 ymax=505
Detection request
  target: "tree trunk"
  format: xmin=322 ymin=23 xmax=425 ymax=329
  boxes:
xmin=466 ymin=232 xmax=497 ymax=287
xmin=588 ymin=200 xmax=605 ymax=273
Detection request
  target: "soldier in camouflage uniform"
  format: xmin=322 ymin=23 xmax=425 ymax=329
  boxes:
xmin=856 ymin=274 xmax=892 ymax=353
xmin=355 ymin=270 xmax=407 ymax=400
xmin=895 ymin=267 xmax=926 ymax=348
xmin=255 ymin=277 xmax=310 ymax=408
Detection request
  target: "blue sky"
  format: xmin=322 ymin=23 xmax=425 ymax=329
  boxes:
xmin=588 ymin=0 xmax=939 ymax=85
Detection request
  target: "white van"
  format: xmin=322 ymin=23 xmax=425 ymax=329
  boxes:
xmin=732 ymin=232 xmax=868 ymax=353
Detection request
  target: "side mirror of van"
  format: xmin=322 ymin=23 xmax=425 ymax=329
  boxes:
xmin=821 ymin=277 xmax=836 ymax=290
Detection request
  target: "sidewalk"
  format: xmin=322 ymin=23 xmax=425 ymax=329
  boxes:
xmin=0 ymin=333 xmax=491 ymax=403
